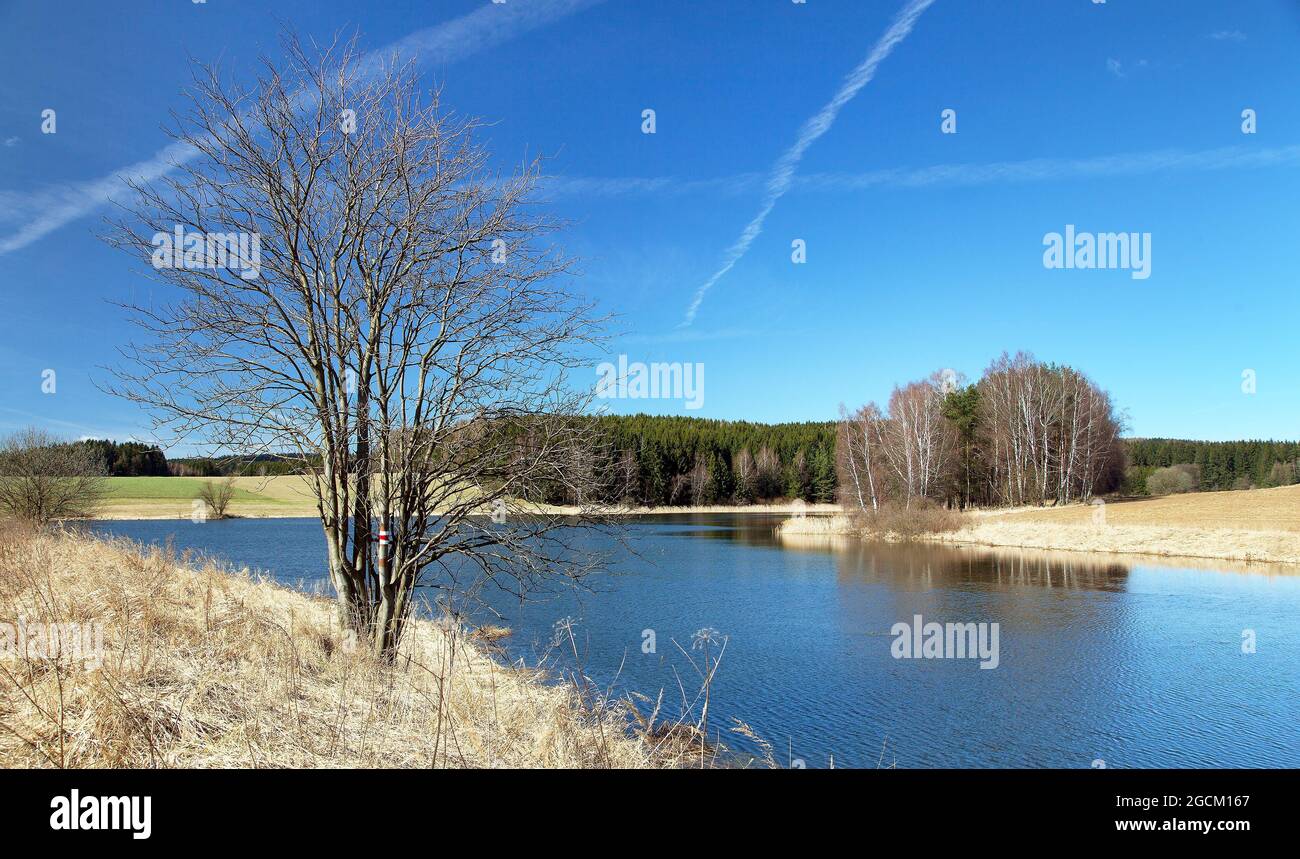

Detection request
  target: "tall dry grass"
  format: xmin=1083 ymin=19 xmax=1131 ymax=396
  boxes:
xmin=0 ymin=525 xmax=700 ymax=768
xmin=856 ymin=502 xmax=965 ymax=538
xmin=777 ymin=502 xmax=964 ymax=541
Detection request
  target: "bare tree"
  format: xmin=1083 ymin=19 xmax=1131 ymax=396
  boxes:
xmin=977 ymin=352 xmax=1122 ymax=506
xmin=878 ymin=375 xmax=955 ymax=508
xmin=755 ymin=445 xmax=782 ymax=499
xmin=838 ymin=403 xmax=884 ymax=512
xmin=196 ymin=476 xmax=237 ymax=519
xmin=688 ymin=452 xmax=711 ymax=506
xmin=838 ymin=371 xmax=957 ymax=511
xmin=732 ymin=447 xmax=756 ymax=504
xmin=0 ymin=429 xmax=107 ymax=527
xmin=105 ymin=34 xmax=606 ymax=658
xmin=616 ymin=448 xmax=640 ymax=504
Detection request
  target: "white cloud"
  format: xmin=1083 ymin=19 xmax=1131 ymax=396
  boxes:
xmin=1208 ymin=30 xmax=1246 ymax=42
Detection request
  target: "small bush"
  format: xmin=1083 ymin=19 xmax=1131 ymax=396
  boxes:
xmin=852 ymin=500 xmax=964 ymax=538
xmin=197 ymin=477 xmax=236 ymax=519
xmin=1146 ymin=463 xmax=1200 ymax=495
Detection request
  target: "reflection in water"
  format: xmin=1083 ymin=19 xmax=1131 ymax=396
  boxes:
xmin=825 ymin=541 xmax=1131 ymax=592
xmin=90 ymin=513 xmax=1300 ymax=768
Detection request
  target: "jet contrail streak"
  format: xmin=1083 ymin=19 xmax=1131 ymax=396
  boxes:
xmin=681 ymin=0 xmax=936 ymax=326
xmin=0 ymin=0 xmax=606 ymax=256
xmin=539 ymin=143 xmax=1300 ymax=199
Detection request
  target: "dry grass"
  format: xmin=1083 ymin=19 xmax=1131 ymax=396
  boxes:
xmin=940 ymin=520 xmax=1300 ymax=566
xmin=776 ymin=514 xmax=859 ymax=538
xmin=777 ymin=503 xmax=963 ymax=542
xmin=778 ymin=485 xmax=1300 ymax=567
xmin=941 ymin=484 xmax=1300 ymax=566
xmin=0 ymin=526 xmax=693 ymax=768
xmin=978 ymin=483 xmax=1300 ymax=532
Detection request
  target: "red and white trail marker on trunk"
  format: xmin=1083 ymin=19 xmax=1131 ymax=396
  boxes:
xmin=377 ymin=528 xmax=390 ymax=575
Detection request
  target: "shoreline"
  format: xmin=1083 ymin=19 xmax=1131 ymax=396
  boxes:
xmin=930 ymin=520 xmax=1300 ymax=568
xmin=90 ymin=501 xmax=841 ymax=522
xmin=777 ymin=505 xmax=1300 ymax=568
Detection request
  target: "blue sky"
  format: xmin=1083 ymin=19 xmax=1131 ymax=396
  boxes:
xmin=2 ymin=0 xmax=1299 ymax=449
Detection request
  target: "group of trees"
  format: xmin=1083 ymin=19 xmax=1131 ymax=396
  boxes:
xmin=532 ymin=415 xmax=837 ymax=506
xmin=1124 ymin=438 xmax=1300 ymax=493
xmin=0 ymin=429 xmax=107 ymax=525
xmin=163 ymin=417 xmax=842 ymax=508
xmin=73 ymin=439 xmax=168 ymax=476
xmin=169 ymin=454 xmax=301 ymax=477
xmin=838 ymin=352 xmax=1126 ymax=512
xmin=7 ymin=438 xmax=311 ymax=480
xmin=0 ymin=430 xmax=245 ymax=524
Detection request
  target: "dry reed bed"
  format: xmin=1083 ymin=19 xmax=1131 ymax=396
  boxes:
xmin=0 ymin=527 xmax=679 ymax=768
xmin=776 ymin=505 xmax=964 ymax=541
xmin=775 ymin=515 xmax=858 ymax=537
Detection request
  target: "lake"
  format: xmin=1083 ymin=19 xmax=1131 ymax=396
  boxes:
xmin=90 ymin=514 xmax=1300 ymax=768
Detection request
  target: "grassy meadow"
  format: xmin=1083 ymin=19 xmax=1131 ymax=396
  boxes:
xmin=101 ymin=475 xmax=319 ymax=518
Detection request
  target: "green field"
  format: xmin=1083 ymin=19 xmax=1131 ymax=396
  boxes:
xmin=100 ymin=476 xmax=318 ymax=518
xmin=106 ymin=477 xmax=272 ymax=501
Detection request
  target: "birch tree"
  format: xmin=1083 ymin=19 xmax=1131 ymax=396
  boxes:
xmin=837 ymin=403 xmax=884 ymax=512
xmin=977 ymin=353 xmax=1122 ymax=507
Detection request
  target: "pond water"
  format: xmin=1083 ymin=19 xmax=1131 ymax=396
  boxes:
xmin=90 ymin=514 xmax=1300 ymax=768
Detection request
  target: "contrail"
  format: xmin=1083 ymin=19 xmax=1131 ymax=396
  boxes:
xmin=681 ymin=0 xmax=936 ymax=327
xmin=795 ymin=143 xmax=1300 ymax=189
xmin=541 ymin=143 xmax=1300 ymax=198
xmin=0 ymin=0 xmax=605 ymax=256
